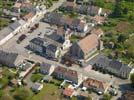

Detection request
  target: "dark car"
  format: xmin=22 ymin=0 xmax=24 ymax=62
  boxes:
xmin=17 ymin=34 xmax=27 ymax=44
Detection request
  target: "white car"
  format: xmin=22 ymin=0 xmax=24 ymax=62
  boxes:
xmin=81 ymin=87 xmax=87 ymax=91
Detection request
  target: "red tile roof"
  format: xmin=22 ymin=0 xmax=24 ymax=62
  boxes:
xmin=83 ymin=78 xmax=108 ymax=90
xmin=121 ymin=91 xmax=134 ymax=100
xmin=63 ymin=88 xmax=74 ymax=97
xmin=23 ymin=12 xmax=35 ymax=21
xmin=91 ymin=28 xmax=103 ymax=37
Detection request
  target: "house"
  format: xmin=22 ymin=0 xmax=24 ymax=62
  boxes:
xmin=60 ymin=2 xmax=75 ymax=12
xmin=83 ymin=78 xmax=108 ymax=94
xmin=75 ymin=5 xmax=88 ymax=15
xmin=29 ymin=37 xmax=47 ymax=54
xmin=12 ymin=2 xmax=22 ymax=13
xmin=40 ymin=62 xmax=55 ymax=75
xmin=69 ymin=34 xmax=101 ymax=63
xmin=53 ymin=67 xmax=67 ymax=79
xmin=121 ymin=91 xmax=134 ymax=100
xmin=0 ymin=50 xmax=24 ymax=68
xmin=87 ymin=6 xmax=102 ymax=16
xmin=59 ymin=2 xmax=102 ymax=16
xmin=23 ymin=12 xmax=35 ymax=21
xmin=93 ymin=56 xmax=132 ymax=79
xmin=78 ymin=92 xmax=91 ymax=100
xmin=70 ymin=19 xmax=88 ymax=33
xmin=43 ymin=12 xmax=88 ymax=33
xmin=29 ymin=37 xmax=61 ymax=58
xmin=46 ymin=33 xmax=65 ymax=44
xmin=10 ymin=78 xmax=18 ymax=86
xmin=52 ymin=66 xmax=78 ymax=84
xmin=90 ymin=28 xmax=104 ymax=38
xmin=46 ymin=31 xmax=71 ymax=50
xmin=63 ymin=88 xmax=74 ymax=98
xmin=0 ymin=21 xmax=21 ymax=45
xmin=46 ymin=44 xmax=61 ymax=58
xmin=18 ymin=60 xmax=32 ymax=71
xmin=65 ymin=69 xmax=78 ymax=84
xmin=91 ymin=15 xmax=106 ymax=25
xmin=43 ymin=75 xmax=53 ymax=82
xmin=31 ymin=82 xmax=43 ymax=92
xmin=43 ymin=12 xmax=63 ymax=26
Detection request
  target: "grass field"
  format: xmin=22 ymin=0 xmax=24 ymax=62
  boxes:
xmin=31 ymin=83 xmax=65 ymax=100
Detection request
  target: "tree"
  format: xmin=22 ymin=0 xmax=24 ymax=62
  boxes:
xmin=0 ymin=94 xmax=14 ymax=100
xmin=117 ymin=34 xmax=129 ymax=43
xmin=31 ymin=74 xmax=43 ymax=82
xmin=103 ymin=93 xmax=112 ymax=100
xmin=130 ymin=73 xmax=134 ymax=85
xmin=13 ymin=88 xmax=32 ymax=100
xmin=112 ymin=0 xmax=123 ymax=17
xmin=86 ymin=95 xmax=92 ymax=100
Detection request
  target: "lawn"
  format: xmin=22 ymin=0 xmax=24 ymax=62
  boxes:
xmin=0 ymin=18 xmax=11 ymax=30
xmin=31 ymin=83 xmax=65 ymax=100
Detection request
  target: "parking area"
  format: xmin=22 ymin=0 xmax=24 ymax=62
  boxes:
xmin=0 ymin=22 xmax=54 ymax=57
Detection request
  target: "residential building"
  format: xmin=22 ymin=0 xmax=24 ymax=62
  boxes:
xmin=31 ymin=82 xmax=43 ymax=92
xmin=121 ymin=91 xmax=134 ymax=100
xmin=46 ymin=44 xmax=60 ymax=58
xmin=87 ymin=6 xmax=102 ymax=16
xmin=91 ymin=15 xmax=106 ymax=25
xmin=29 ymin=37 xmax=61 ymax=58
xmin=69 ymin=34 xmax=101 ymax=63
xmin=29 ymin=37 xmax=47 ymax=54
xmin=52 ymin=66 xmax=67 ymax=79
xmin=52 ymin=66 xmax=78 ymax=84
xmin=60 ymin=1 xmax=75 ymax=12
xmin=0 ymin=21 xmax=21 ymax=45
xmin=93 ymin=56 xmax=132 ymax=79
xmin=43 ymin=12 xmax=88 ymax=33
xmin=63 ymin=88 xmax=74 ymax=98
xmin=90 ymin=28 xmax=104 ymax=38
xmin=83 ymin=78 xmax=108 ymax=94
xmin=10 ymin=78 xmax=18 ymax=86
xmin=0 ymin=50 xmax=24 ymax=68
xmin=75 ymin=5 xmax=88 ymax=15
xmin=43 ymin=12 xmax=63 ymax=26
xmin=23 ymin=12 xmax=35 ymax=22
xmin=40 ymin=62 xmax=55 ymax=75
xmin=60 ymin=2 xmax=102 ymax=16
xmin=43 ymin=75 xmax=53 ymax=82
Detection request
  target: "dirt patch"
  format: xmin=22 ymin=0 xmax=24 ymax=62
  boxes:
xmin=116 ymin=22 xmax=132 ymax=33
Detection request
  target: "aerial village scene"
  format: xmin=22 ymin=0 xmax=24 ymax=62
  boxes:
xmin=0 ymin=0 xmax=134 ymax=100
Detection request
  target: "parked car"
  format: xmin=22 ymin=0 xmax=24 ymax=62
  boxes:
xmin=17 ymin=34 xmax=27 ymax=44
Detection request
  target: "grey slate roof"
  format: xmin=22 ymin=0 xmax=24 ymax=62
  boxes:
xmin=9 ymin=21 xmax=21 ymax=30
xmin=30 ymin=37 xmax=48 ymax=47
xmin=0 ymin=50 xmax=18 ymax=67
xmin=0 ymin=27 xmax=13 ymax=41
xmin=47 ymin=33 xmax=65 ymax=44
xmin=46 ymin=44 xmax=57 ymax=53
xmin=0 ymin=21 xmax=21 ymax=41
xmin=94 ymin=55 xmax=132 ymax=78
xmin=32 ymin=82 xmax=42 ymax=90
xmin=40 ymin=62 xmax=52 ymax=71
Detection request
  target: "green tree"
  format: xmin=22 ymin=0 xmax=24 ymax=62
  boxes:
xmin=130 ymin=73 xmax=134 ymax=85
xmin=31 ymin=74 xmax=43 ymax=82
xmin=86 ymin=95 xmax=92 ymax=100
xmin=0 ymin=94 xmax=14 ymax=100
xmin=13 ymin=88 xmax=32 ymax=100
xmin=112 ymin=0 xmax=123 ymax=17
xmin=103 ymin=93 xmax=112 ymax=100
